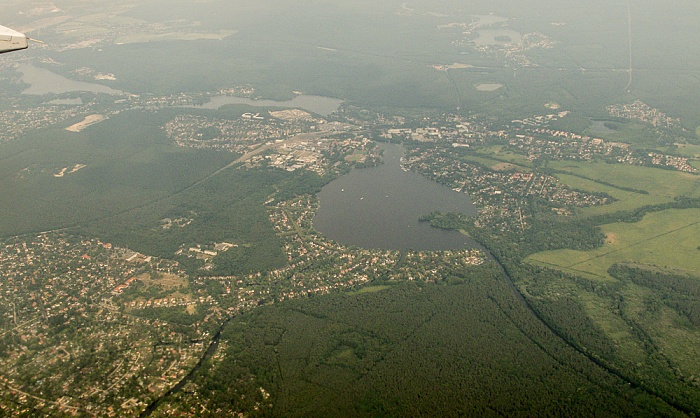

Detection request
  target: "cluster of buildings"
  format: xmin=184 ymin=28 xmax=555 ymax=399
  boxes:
xmin=442 ymin=14 xmax=556 ymax=68
xmin=509 ymin=119 xmax=697 ymax=173
xmin=607 ymin=100 xmax=684 ymax=129
xmin=162 ymin=113 xmax=308 ymax=154
xmin=165 ymin=112 xmax=380 ymax=175
xmin=644 ymin=152 xmax=697 ymax=173
xmin=0 ymin=234 xmax=211 ymax=416
xmin=260 ymin=135 xmax=329 ymax=173
xmin=264 ymin=195 xmax=487 ymax=299
xmin=0 ymin=100 xmax=93 ymax=144
xmin=403 ymin=148 xmax=611 ymax=232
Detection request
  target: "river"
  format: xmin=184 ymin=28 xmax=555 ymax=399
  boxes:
xmin=313 ymin=143 xmax=478 ymax=251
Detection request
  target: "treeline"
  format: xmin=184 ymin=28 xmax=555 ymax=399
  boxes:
xmin=478 ymin=196 xmax=700 ymax=259
xmin=477 ymin=240 xmax=700 ymax=415
xmin=588 ymin=196 xmax=700 ymax=226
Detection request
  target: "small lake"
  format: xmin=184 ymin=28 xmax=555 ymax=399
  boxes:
xmin=192 ymin=95 xmax=343 ymax=117
xmin=18 ymin=64 xmax=124 ymax=95
xmin=313 ymin=143 xmax=478 ymax=251
xmin=474 ymin=29 xmax=522 ymax=46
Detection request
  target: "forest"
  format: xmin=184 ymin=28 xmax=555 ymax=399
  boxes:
xmin=165 ymin=266 xmax=679 ymax=417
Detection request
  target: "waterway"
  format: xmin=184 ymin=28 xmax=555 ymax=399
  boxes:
xmin=313 ymin=143 xmax=478 ymax=251
xmin=191 ymin=94 xmax=343 ymax=117
xmin=17 ymin=64 xmax=124 ymax=95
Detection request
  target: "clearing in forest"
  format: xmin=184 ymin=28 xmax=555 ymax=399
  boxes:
xmin=526 ymin=208 xmax=700 ymax=281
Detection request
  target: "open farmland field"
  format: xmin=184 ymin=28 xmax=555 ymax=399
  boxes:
xmin=526 ymin=208 xmax=700 ymax=281
xmin=549 ymin=161 xmax=700 ymax=214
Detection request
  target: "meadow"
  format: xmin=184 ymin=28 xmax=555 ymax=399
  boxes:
xmin=526 ymin=208 xmax=700 ymax=281
xmin=547 ymin=161 xmax=700 ymax=214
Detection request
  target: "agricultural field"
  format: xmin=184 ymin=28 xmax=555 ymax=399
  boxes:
xmin=659 ymin=144 xmax=700 ymax=159
xmin=526 ymin=208 xmax=700 ymax=281
xmin=584 ymin=121 xmax=659 ymax=148
xmin=549 ymin=161 xmax=700 ymax=214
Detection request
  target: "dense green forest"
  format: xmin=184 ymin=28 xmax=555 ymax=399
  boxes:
xmin=166 ymin=268 xmax=678 ymax=417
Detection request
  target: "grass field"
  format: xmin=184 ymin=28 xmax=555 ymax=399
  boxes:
xmin=475 ymin=146 xmax=534 ymax=168
xmin=344 ymin=153 xmax=367 ymax=163
xmin=526 ymin=208 xmax=700 ymax=281
xmin=547 ymin=161 xmax=700 ymax=214
xmin=575 ymin=288 xmax=647 ymax=362
xmin=592 ymin=122 xmax=658 ymax=147
xmin=645 ymin=302 xmax=700 ymax=377
xmin=138 ymin=272 xmax=189 ymax=291
xmin=665 ymin=143 xmax=700 ymax=159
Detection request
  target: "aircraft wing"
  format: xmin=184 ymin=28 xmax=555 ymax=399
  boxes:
xmin=0 ymin=25 xmax=28 ymax=54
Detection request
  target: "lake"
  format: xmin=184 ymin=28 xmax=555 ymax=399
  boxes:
xmin=192 ymin=95 xmax=343 ymax=117
xmin=313 ymin=143 xmax=478 ymax=251
xmin=473 ymin=29 xmax=522 ymax=46
xmin=18 ymin=64 xmax=124 ymax=95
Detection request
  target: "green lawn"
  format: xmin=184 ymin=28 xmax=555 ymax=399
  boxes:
xmin=344 ymin=153 xmax=366 ymax=163
xmin=526 ymin=208 xmax=700 ymax=281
